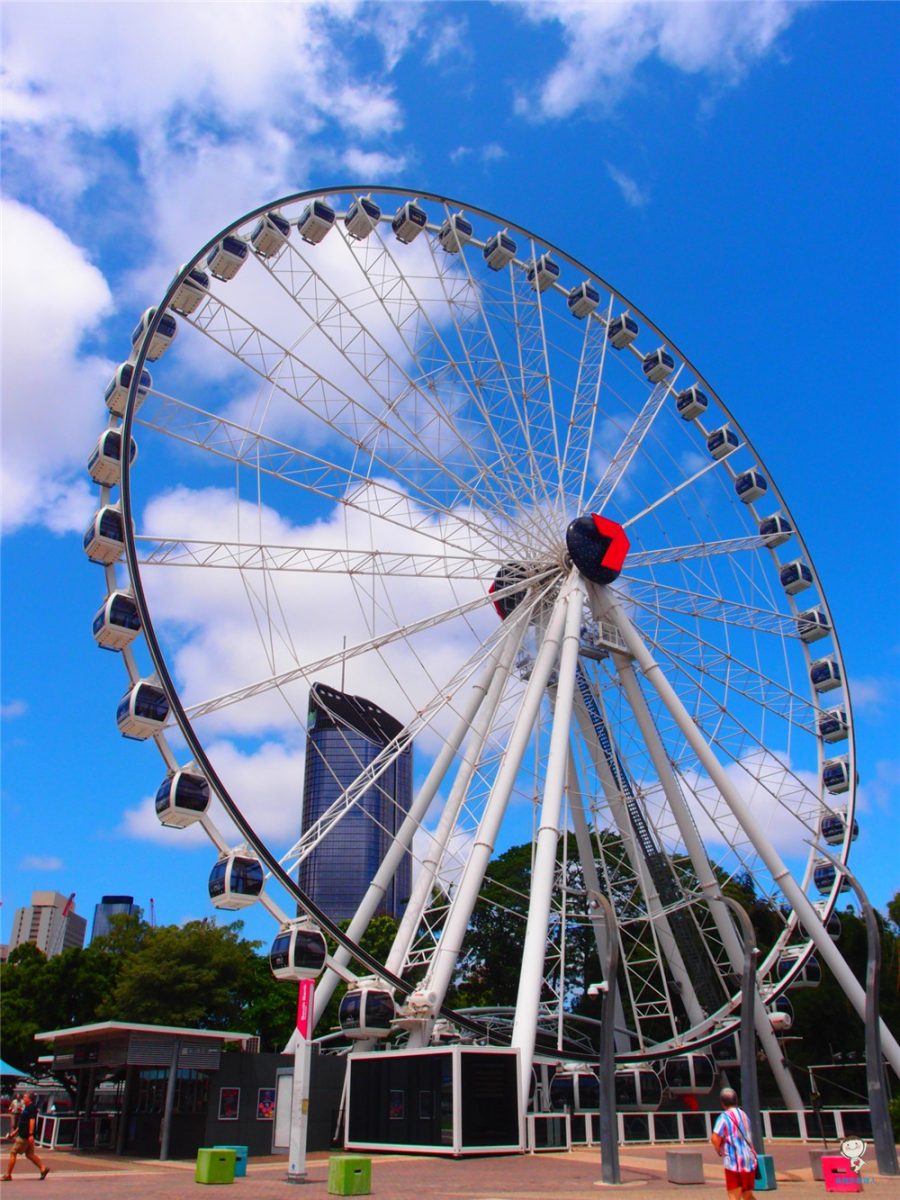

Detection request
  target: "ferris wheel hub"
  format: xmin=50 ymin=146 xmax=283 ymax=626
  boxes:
xmin=566 ymin=513 xmax=630 ymax=585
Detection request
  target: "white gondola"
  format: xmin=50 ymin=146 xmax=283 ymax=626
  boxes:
xmin=780 ymin=559 xmax=813 ymax=595
xmin=438 ymin=211 xmax=473 ymax=253
xmin=768 ymin=995 xmax=794 ymax=1031
xmin=83 ymin=504 xmax=126 ymax=565
xmin=812 ymin=899 xmax=842 ymax=940
xmin=92 ymin=590 xmax=141 ymax=651
xmin=483 ymin=229 xmax=517 ymax=270
xmin=105 ymin=362 xmax=152 ymax=417
xmin=391 ymin=198 xmax=427 ymax=244
xmin=168 ymin=264 xmax=210 ymax=316
xmin=822 ymin=755 xmax=851 ymax=795
xmin=797 ymin=607 xmax=830 ymax=642
xmin=607 ymin=313 xmax=638 ymax=348
xmin=526 ymin=252 xmax=559 ymax=292
xmin=206 ymin=235 xmax=249 ymax=281
xmin=776 ymin=947 xmax=822 ymax=987
xmin=810 ymin=656 xmax=841 ymax=692
xmin=642 ymin=347 xmax=675 ymax=383
xmin=567 ymin=281 xmax=600 ymax=318
xmin=675 ymin=386 xmax=709 ymax=421
xmin=821 ymin=809 xmax=858 ymax=845
xmin=339 ymin=978 xmax=396 ymax=1039
xmin=549 ymin=1066 xmax=600 ymax=1111
xmin=614 ymin=1067 xmax=662 ymax=1112
xmin=208 ymin=849 xmax=264 ymax=909
xmin=818 ymin=706 xmax=848 ymax=743
xmin=814 ymin=859 xmax=850 ymax=895
xmin=155 ymin=768 xmax=210 ymax=828
xmin=87 ymin=429 xmax=137 ymax=487
xmin=250 ymin=210 xmax=291 ymax=257
xmin=661 ymin=1053 xmax=716 ymax=1095
xmin=759 ymin=513 xmax=793 ymax=548
xmin=116 ymin=680 xmax=169 ymax=740
xmin=269 ymin=919 xmax=327 ymax=982
xmin=735 ymin=469 xmax=768 ymax=504
xmin=131 ymin=307 xmax=177 ymax=362
xmin=345 ymin=194 xmax=381 ymax=240
xmin=707 ymin=425 xmax=739 ymax=459
xmin=298 ymin=199 xmax=335 ymax=244
xmin=712 ymin=1032 xmax=740 ymax=1068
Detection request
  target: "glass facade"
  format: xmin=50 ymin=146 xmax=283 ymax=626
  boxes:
xmin=91 ymin=895 xmax=138 ymax=941
xmin=299 ymin=683 xmax=412 ymax=921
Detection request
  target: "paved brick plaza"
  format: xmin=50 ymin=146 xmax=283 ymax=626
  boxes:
xmin=0 ymin=1144 xmax=896 ymax=1199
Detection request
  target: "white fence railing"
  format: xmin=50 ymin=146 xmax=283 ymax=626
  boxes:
xmin=557 ymin=1107 xmax=872 ymax=1148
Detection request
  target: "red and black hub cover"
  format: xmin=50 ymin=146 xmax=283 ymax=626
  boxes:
xmin=566 ymin=514 xmax=630 ymax=585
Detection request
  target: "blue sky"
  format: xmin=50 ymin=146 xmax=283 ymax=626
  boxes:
xmin=2 ymin=0 xmax=898 ymax=956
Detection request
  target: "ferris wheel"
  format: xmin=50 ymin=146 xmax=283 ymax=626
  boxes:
xmin=85 ymin=186 xmax=898 ymax=1111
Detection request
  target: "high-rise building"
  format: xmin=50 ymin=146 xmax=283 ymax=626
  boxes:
xmin=9 ymin=891 xmax=86 ymax=957
xmin=299 ymin=682 xmax=412 ymax=922
xmin=91 ymin=894 xmax=140 ymax=941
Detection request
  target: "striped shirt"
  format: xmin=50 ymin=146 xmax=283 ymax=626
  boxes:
xmin=713 ymin=1107 xmax=758 ymax=1173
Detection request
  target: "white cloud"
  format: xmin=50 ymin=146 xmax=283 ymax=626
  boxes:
xmin=1 ymin=700 xmax=28 ymax=720
xmin=513 ymin=0 xmax=800 ymax=118
xmin=20 ymin=855 xmax=63 ymax=871
xmin=0 ymin=199 xmax=113 ymax=533
xmin=849 ymin=675 xmax=899 ymax=716
xmin=606 ymin=161 xmax=649 ymax=208
xmin=342 ymin=147 xmax=409 ymax=179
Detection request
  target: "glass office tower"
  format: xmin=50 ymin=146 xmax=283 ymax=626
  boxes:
xmin=300 ymin=682 xmax=412 ymax=922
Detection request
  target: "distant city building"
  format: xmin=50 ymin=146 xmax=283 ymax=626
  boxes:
xmin=91 ymin=895 xmax=140 ymax=941
xmin=300 ymin=682 xmax=412 ymax=922
xmin=9 ymin=891 xmax=86 ymax=957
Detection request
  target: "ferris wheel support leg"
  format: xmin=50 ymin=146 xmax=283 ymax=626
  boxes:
xmin=603 ymin=590 xmax=900 ymax=1080
xmin=613 ymin=653 xmax=805 ymax=1111
xmin=311 ymin=636 xmax=517 ymax=1026
xmin=414 ymin=577 xmax=573 ymax=1039
xmin=511 ymin=575 xmax=586 ymax=1110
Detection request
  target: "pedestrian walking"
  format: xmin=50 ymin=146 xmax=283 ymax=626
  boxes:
xmin=2 ymin=1091 xmax=50 ymax=1181
xmin=710 ymin=1086 xmax=757 ymax=1200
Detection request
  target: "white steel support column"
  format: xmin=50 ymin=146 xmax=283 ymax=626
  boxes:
xmin=418 ymin=580 xmax=572 ymax=1023
xmin=312 ymin=636 xmax=516 ymax=1024
xmin=385 ymin=622 xmax=526 ymax=980
xmin=613 ymin=652 xmax=805 ymax=1111
xmin=512 ymin=574 xmax=586 ymax=1108
xmin=603 ymin=590 xmax=900 ymax=1078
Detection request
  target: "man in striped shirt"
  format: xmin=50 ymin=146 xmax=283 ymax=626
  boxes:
xmin=711 ymin=1087 xmax=758 ymax=1199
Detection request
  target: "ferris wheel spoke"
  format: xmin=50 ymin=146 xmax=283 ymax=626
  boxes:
xmin=618 ymin=578 xmax=801 ymax=638
xmin=621 ymin=444 xmax=744 ymax=529
xmin=626 ymin=535 xmax=771 ymax=570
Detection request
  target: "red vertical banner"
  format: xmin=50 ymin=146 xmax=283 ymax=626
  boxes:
xmin=296 ymin=978 xmax=314 ymax=1039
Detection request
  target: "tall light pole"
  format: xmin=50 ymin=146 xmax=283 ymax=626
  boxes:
xmin=592 ymin=891 xmax=621 ymax=1185
xmin=720 ymin=896 xmax=764 ymax=1155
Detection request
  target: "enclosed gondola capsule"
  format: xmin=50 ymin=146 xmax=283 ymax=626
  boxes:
xmin=339 ymin=979 xmax=396 ymax=1039
xmin=269 ymin=919 xmax=327 ymax=981
xmin=712 ymin=1032 xmax=740 ymax=1068
xmin=614 ymin=1066 xmax=662 ymax=1112
xmin=812 ymin=899 xmax=842 ymax=940
xmin=661 ymin=1053 xmax=716 ymax=1095
xmin=250 ymin=210 xmax=291 ymax=257
xmin=483 ymin=229 xmax=517 ymax=270
xmin=92 ymin=590 xmax=141 ymax=651
xmin=168 ymin=264 xmax=210 ymax=316
xmin=567 ymin=281 xmax=600 ymax=318
xmin=814 ymin=859 xmax=850 ymax=895
xmin=818 ymin=706 xmax=848 ymax=743
xmin=607 ymin=314 xmax=638 ymax=349
xmin=759 ymin=514 xmax=793 ymax=548
xmin=87 ymin=429 xmax=137 ymax=488
xmin=821 ymin=810 xmax=858 ymax=845
xmin=735 ymin=469 xmax=768 ymax=504
xmin=822 ymin=756 xmax=851 ymax=795
xmin=675 ymin=386 xmax=709 ymax=421
xmin=797 ymin=608 xmax=830 ymax=643
xmin=298 ymin=199 xmax=335 ymax=244
xmin=83 ymin=504 xmax=126 ymax=565
xmin=208 ymin=849 xmax=264 ymax=909
xmin=116 ymin=680 xmax=169 ymax=740
xmin=810 ymin=656 xmax=841 ymax=692
xmin=131 ymin=307 xmax=177 ymax=362
xmin=206 ymin=235 xmax=249 ymax=281
xmin=345 ymin=194 xmax=381 ymax=240
xmin=642 ymin=347 xmax=675 ymax=383
xmin=780 ymin=559 xmax=813 ymax=595
xmin=707 ymin=425 xmax=739 ymax=460
xmin=105 ymin=362 xmax=152 ymax=417
xmin=549 ymin=1066 xmax=600 ymax=1111
xmin=776 ymin=948 xmax=822 ymax=987
xmin=767 ymin=994 xmax=794 ymax=1031
xmin=391 ymin=198 xmax=427 ymax=244
xmin=527 ymin=252 xmax=559 ymax=292
xmin=155 ymin=768 xmax=210 ymax=828
xmin=438 ymin=211 xmax=473 ymax=253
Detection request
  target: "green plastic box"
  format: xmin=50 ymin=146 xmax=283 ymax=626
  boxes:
xmin=196 ymin=1147 xmax=236 ymax=1185
xmin=327 ymin=1154 xmax=372 ymax=1196
xmin=214 ymin=1145 xmax=248 ymax=1178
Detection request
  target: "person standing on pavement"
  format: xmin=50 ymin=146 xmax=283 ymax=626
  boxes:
xmin=711 ymin=1087 xmax=757 ymax=1200
xmin=2 ymin=1091 xmax=50 ymax=1181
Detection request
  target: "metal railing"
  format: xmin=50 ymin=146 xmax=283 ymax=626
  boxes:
xmin=555 ymin=1107 xmax=872 ymax=1147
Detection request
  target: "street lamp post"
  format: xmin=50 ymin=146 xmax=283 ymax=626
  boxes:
xmin=720 ymin=896 xmax=765 ymax=1155
xmin=592 ymin=892 xmax=621 ymax=1185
